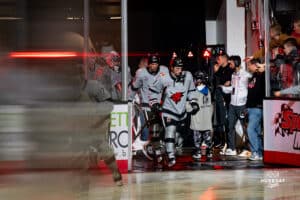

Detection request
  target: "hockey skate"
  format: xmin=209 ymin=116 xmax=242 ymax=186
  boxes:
xmin=142 ymin=142 xmax=154 ymax=160
xmin=113 ymin=170 xmax=123 ymax=186
xmin=192 ymin=150 xmax=201 ymax=160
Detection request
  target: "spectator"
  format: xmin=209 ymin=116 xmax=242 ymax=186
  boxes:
xmin=220 ymin=55 xmax=252 ymax=156
xmin=251 ymin=23 xmax=290 ymax=60
xmin=290 ymin=13 xmax=300 ymax=42
xmin=187 ymin=71 xmax=213 ymax=160
xmin=246 ymin=59 xmax=265 ymax=161
xmin=273 ymin=37 xmax=300 ymax=95
xmin=212 ymin=52 xmax=234 ymax=148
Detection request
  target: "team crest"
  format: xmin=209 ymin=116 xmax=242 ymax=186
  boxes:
xmin=170 ymin=92 xmax=184 ymax=104
xmin=159 ymin=72 xmax=166 ymax=77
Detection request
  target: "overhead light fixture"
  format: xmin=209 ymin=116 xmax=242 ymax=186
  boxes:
xmin=187 ymin=51 xmax=194 ymax=58
xmin=66 ymin=17 xmax=83 ymax=20
xmin=109 ymin=16 xmax=121 ymax=20
xmin=0 ymin=17 xmax=23 ymax=20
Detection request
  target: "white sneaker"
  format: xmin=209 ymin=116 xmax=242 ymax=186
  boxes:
xmin=192 ymin=152 xmax=201 ymax=159
xmin=238 ymin=150 xmax=251 ymax=158
xmin=220 ymin=148 xmax=237 ymax=156
xmin=157 ymin=155 xmax=163 ymax=163
xmin=207 ymin=152 xmax=213 ymax=158
xmin=168 ymin=158 xmax=176 ymax=167
xmin=248 ymin=152 xmax=263 ymax=161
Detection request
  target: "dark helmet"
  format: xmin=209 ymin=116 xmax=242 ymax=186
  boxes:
xmin=194 ymin=70 xmax=209 ymax=85
xmin=148 ymin=54 xmax=160 ymax=64
xmin=171 ymin=57 xmax=184 ymax=68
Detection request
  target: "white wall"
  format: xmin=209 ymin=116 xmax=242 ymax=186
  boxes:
xmin=226 ymin=0 xmax=245 ymax=68
xmin=216 ymin=0 xmax=226 ymax=45
xmin=205 ymin=20 xmax=217 ymax=45
xmin=212 ymin=0 xmax=245 ymax=68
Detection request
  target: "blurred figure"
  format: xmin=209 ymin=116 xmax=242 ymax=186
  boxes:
xmin=283 ymin=37 xmax=300 ymax=89
xmin=273 ymin=37 xmax=300 ymax=96
xmin=20 ymin=32 xmax=123 ymax=186
xmin=187 ymin=70 xmax=213 ymax=160
xmin=82 ymin=78 xmax=123 ymax=186
xmin=149 ymin=57 xmax=199 ymax=167
xmin=251 ymin=23 xmax=290 ymax=60
xmin=291 ymin=13 xmax=300 ymax=41
xmin=138 ymin=56 xmax=148 ymax=69
xmin=103 ymin=51 xmax=123 ymax=101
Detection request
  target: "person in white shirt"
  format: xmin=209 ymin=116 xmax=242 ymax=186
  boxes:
xmin=220 ymin=55 xmax=252 ymax=156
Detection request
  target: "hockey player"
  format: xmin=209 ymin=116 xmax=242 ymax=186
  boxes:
xmin=83 ymin=57 xmax=123 ymax=186
xmin=187 ymin=71 xmax=213 ymax=160
xmin=128 ymin=54 xmax=169 ymax=162
xmin=149 ymin=57 xmax=199 ymax=167
xmin=103 ymin=50 xmax=133 ymax=101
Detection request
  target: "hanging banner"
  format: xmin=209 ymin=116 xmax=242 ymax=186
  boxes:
xmin=263 ymin=99 xmax=300 ymax=166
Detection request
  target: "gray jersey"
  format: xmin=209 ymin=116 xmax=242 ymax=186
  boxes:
xmin=110 ymin=69 xmax=122 ymax=101
xmin=149 ymin=71 xmax=197 ymax=121
xmin=129 ymin=65 xmax=169 ymax=107
xmin=187 ymin=87 xmax=213 ymax=131
xmin=86 ymin=65 xmax=114 ymax=102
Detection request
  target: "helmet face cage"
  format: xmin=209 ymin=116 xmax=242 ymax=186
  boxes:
xmin=194 ymin=71 xmax=208 ymax=85
xmin=111 ymin=55 xmax=120 ymax=63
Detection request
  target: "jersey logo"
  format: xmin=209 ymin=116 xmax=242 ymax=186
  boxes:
xmin=94 ymin=67 xmax=104 ymax=79
xmin=170 ymin=92 xmax=184 ymax=104
xmin=159 ymin=72 xmax=166 ymax=77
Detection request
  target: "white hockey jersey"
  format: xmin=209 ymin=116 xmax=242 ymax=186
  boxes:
xmin=149 ymin=70 xmax=197 ymax=121
xmin=129 ymin=65 xmax=169 ymax=108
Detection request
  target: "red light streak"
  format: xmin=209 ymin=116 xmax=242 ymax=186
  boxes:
xmin=10 ymin=51 xmax=80 ymax=58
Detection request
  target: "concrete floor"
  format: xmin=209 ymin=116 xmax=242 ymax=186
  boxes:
xmin=0 ymin=168 xmax=299 ymax=200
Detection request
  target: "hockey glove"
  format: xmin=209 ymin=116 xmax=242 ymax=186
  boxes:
xmin=151 ymin=103 xmax=162 ymax=115
xmin=190 ymin=102 xmax=200 ymax=115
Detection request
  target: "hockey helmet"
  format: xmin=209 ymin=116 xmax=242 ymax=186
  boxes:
xmin=194 ymin=70 xmax=209 ymax=85
xmin=148 ymin=54 xmax=160 ymax=64
xmin=171 ymin=57 xmax=184 ymax=68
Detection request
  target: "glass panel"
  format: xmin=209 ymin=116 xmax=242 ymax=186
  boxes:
xmin=0 ymin=0 xmax=122 ymax=104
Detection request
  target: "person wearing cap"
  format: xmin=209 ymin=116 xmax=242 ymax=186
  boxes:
xmin=149 ymin=57 xmax=199 ymax=167
xmin=128 ymin=54 xmax=169 ymax=162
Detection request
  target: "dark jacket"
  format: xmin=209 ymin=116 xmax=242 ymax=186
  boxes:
xmin=246 ymin=72 xmax=265 ymax=108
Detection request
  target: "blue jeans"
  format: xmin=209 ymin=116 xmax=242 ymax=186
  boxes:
xmin=227 ymin=104 xmax=246 ymax=150
xmin=247 ymin=108 xmax=263 ymax=157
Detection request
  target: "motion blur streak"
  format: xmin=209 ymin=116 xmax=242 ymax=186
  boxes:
xmin=9 ymin=51 xmax=80 ymax=58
